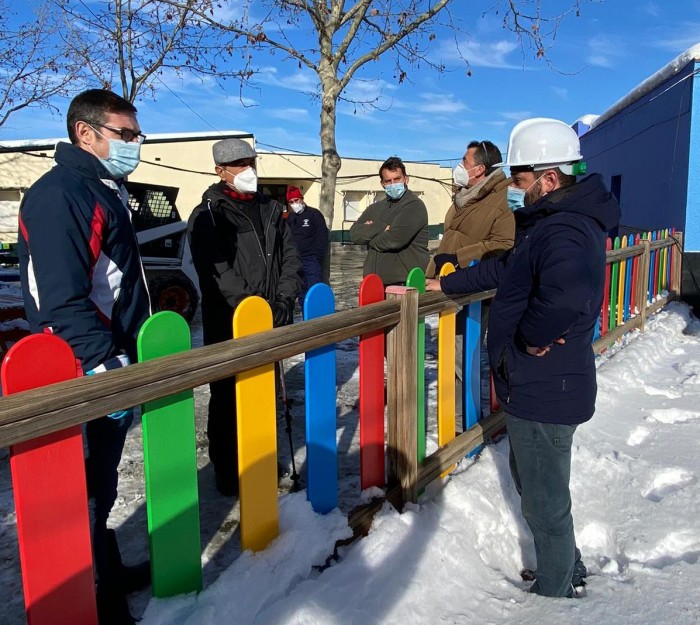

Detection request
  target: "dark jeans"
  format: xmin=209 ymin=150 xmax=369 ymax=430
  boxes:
xmin=505 ymin=413 xmax=578 ymax=597
xmin=299 ymin=256 xmax=323 ymax=306
xmin=207 ymin=376 xmax=238 ymax=478
xmin=85 ymin=412 xmax=133 ymax=586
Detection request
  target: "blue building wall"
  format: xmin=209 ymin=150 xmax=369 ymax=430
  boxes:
xmin=686 ymin=60 xmax=700 ymax=252
xmin=579 ymin=60 xmax=694 ymax=244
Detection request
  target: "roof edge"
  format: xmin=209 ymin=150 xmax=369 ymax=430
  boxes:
xmin=0 ymin=130 xmax=254 ymax=153
xmin=589 ymin=42 xmax=700 ymax=130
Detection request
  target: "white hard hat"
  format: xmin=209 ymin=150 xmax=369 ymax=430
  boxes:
xmin=497 ymin=117 xmax=582 ymax=175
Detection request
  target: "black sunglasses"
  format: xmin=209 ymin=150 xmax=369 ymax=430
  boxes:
xmin=89 ymin=121 xmax=146 ymax=144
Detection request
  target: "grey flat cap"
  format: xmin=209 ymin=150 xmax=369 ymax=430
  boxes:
xmin=212 ymin=138 xmax=257 ymax=165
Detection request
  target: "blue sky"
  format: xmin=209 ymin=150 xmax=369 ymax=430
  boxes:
xmin=3 ymin=0 xmax=700 ymax=164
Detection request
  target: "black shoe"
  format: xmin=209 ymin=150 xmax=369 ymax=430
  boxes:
xmin=572 ymin=558 xmax=588 ymax=588
xmin=106 ymin=529 xmax=151 ymax=594
xmin=96 ymin=586 xmax=137 ymax=625
xmin=215 ymin=470 xmax=239 ymax=497
xmin=520 ymin=567 xmax=588 ymax=596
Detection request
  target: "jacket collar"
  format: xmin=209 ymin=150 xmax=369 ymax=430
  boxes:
xmin=54 ymin=141 xmax=116 ymax=181
xmin=454 ymin=169 xmax=506 ymax=209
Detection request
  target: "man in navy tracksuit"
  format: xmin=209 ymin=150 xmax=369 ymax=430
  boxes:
xmin=285 ymin=186 xmax=329 ymax=307
xmin=18 ymin=89 xmax=151 ymax=625
xmin=427 ymin=118 xmax=620 ymax=598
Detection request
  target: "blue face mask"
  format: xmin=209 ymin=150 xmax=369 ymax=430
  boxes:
xmin=384 ymin=183 xmax=406 ymax=200
xmin=507 ymin=186 xmax=526 ymax=211
xmin=99 ymin=139 xmax=141 ymax=178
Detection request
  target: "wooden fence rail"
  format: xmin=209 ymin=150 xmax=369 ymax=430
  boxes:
xmin=0 ymin=228 xmax=683 ymax=623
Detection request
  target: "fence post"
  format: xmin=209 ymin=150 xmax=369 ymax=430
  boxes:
xmin=386 ymin=286 xmax=419 ymax=508
xmin=637 ymin=238 xmax=651 ymax=332
xmin=671 ymin=231 xmax=683 ymax=297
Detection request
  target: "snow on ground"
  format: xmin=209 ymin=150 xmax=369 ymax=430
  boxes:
xmin=140 ymin=301 xmax=700 ymax=625
xmin=1 ymin=246 xmax=699 ymax=624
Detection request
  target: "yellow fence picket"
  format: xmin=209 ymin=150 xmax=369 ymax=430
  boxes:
xmin=233 ymin=296 xmax=279 ymax=552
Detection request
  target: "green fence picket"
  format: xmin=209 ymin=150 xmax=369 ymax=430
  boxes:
xmin=138 ymin=312 xmax=202 ymax=597
xmin=406 ymin=267 xmax=427 ymax=463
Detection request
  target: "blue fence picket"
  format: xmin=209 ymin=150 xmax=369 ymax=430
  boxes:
xmin=463 ymin=260 xmax=482 ymax=457
xmin=648 ymin=231 xmax=657 ymax=304
xmin=623 ymin=234 xmax=634 ymax=321
xmin=303 ymin=283 xmax=338 ymax=514
xmin=463 ymin=301 xmax=482 ymax=457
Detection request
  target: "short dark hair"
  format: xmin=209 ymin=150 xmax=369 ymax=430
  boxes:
xmin=555 ymin=169 xmax=576 ymax=188
xmin=66 ymin=89 xmax=138 ymax=144
xmin=467 ymin=140 xmax=502 ymax=176
xmin=510 ymin=165 xmax=577 ymax=189
xmin=379 ymin=156 xmax=407 ymax=179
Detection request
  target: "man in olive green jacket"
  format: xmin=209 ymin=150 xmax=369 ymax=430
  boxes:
xmin=426 ymin=140 xmax=514 ymax=278
xmin=349 ymin=156 xmax=429 ymax=285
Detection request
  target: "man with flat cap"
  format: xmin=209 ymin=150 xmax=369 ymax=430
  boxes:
xmin=187 ymin=138 xmax=303 ymax=497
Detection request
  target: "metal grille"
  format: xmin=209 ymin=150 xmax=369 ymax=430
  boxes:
xmin=125 ymin=181 xmax=181 ymax=232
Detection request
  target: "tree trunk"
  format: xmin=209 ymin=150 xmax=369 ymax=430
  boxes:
xmin=319 ymin=90 xmax=342 ymax=227
xmin=318 ymin=80 xmax=342 ymax=281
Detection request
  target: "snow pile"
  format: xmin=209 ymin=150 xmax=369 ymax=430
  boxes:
xmin=138 ymin=302 xmax=700 ymax=625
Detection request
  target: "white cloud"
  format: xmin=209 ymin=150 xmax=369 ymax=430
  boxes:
xmin=500 ymin=111 xmax=531 ymax=121
xmin=266 ymin=108 xmax=311 ymax=121
xmin=443 ymin=39 xmax=522 ymax=69
xmin=651 ymin=22 xmax=700 ymax=52
xmin=256 ymin=66 xmax=319 ymax=94
xmin=415 ymin=93 xmax=467 ymax=114
xmin=551 ymin=86 xmax=569 ymax=101
xmin=640 ymin=1 xmax=661 ymax=17
xmin=586 ymin=35 xmax=627 ymax=68
xmin=342 ymin=78 xmax=396 ymax=104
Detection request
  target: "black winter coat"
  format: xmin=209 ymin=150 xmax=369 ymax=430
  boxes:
xmin=441 ymin=174 xmax=621 ymax=425
xmin=187 ymin=182 xmax=303 ymax=345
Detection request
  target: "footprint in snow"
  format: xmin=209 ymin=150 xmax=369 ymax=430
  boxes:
xmin=643 ymin=467 xmax=696 ymax=502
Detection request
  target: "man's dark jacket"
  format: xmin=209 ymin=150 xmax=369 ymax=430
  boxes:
xmin=187 ymin=182 xmax=303 ymax=345
xmin=18 ymin=142 xmax=150 ymax=371
xmin=441 ymin=174 xmax=621 ymax=424
xmin=286 ymin=206 xmax=329 ymax=260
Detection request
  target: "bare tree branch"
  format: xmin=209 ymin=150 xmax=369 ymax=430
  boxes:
xmin=50 ymin=0 xmax=252 ymax=103
xmin=0 ymin=0 xmax=84 ymax=130
xmin=154 ymin=0 xmax=587 ymax=234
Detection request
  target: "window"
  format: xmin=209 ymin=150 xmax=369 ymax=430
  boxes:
xmin=343 ymin=191 xmax=366 ymax=221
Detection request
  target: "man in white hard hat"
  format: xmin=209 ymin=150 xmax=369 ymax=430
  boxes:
xmin=427 ymin=118 xmax=621 ymax=598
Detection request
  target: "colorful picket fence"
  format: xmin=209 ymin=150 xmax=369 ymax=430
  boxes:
xmin=597 ymin=229 xmax=680 ymax=342
xmin=0 ymin=228 xmax=682 ymax=622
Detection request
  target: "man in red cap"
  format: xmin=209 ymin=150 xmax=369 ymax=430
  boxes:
xmin=285 ymin=185 xmax=329 ymax=308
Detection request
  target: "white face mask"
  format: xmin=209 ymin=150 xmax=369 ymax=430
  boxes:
xmin=452 ymin=162 xmax=470 ymax=188
xmin=229 ymin=167 xmax=257 ymax=193
xmin=290 ymin=201 xmax=305 ymax=214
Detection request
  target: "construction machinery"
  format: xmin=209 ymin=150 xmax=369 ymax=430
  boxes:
xmin=125 ymin=181 xmax=200 ymax=324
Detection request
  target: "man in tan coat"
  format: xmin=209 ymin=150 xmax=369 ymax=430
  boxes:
xmin=427 ymin=140 xmax=514 ymax=277
xmin=428 ymin=140 xmax=515 ymax=429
